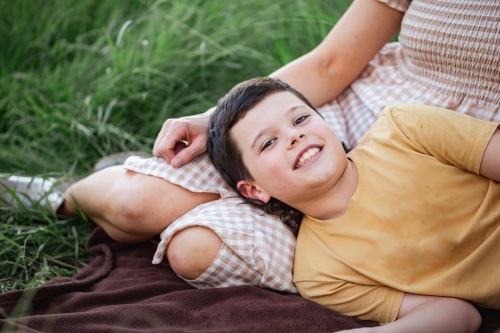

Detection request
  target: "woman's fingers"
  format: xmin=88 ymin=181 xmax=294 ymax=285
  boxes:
xmin=153 ymin=113 xmax=211 ymax=167
xmin=153 ymin=119 xmax=187 ymax=162
xmin=170 ymin=136 xmax=207 ymax=168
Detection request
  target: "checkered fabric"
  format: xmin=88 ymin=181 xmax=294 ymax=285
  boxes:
xmin=125 ymin=154 xmax=297 ymax=293
xmin=377 ymin=0 xmax=410 ymax=12
xmin=324 ymin=41 xmax=500 ymax=147
xmin=124 ymin=0 xmax=500 ymax=292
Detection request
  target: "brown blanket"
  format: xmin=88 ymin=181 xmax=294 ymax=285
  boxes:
xmin=1 ymin=228 xmax=499 ymax=333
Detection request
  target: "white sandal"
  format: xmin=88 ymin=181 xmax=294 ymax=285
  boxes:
xmin=0 ymin=175 xmax=69 ymax=213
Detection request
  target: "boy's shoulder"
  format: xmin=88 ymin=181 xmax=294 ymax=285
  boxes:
xmin=375 ymin=103 xmax=487 ymax=139
xmin=359 ymin=104 xmax=446 ymax=142
xmin=380 ymin=103 xmax=461 ymax=123
xmin=381 ymin=102 xmax=499 ymax=127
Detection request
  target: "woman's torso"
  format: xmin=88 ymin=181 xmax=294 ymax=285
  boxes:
xmin=397 ymin=0 xmax=500 ymax=105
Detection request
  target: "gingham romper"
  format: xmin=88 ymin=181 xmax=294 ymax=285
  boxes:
xmin=124 ymin=0 xmax=500 ymax=292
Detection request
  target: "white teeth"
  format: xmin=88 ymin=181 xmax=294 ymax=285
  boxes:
xmin=296 ymin=147 xmax=320 ymax=168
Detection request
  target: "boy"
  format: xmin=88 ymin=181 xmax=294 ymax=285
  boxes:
xmin=208 ymin=77 xmax=500 ymax=332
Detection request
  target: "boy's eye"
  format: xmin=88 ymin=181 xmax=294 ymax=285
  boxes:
xmin=261 ymin=138 xmax=276 ymax=152
xmin=294 ymin=115 xmax=309 ymax=126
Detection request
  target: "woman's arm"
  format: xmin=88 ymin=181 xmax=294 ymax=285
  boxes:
xmin=339 ymin=293 xmax=481 ymax=333
xmin=271 ymin=0 xmax=404 ymax=107
xmin=153 ymin=0 xmax=404 ymax=166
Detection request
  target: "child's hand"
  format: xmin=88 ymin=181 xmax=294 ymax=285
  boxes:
xmin=337 ymin=294 xmax=480 ymax=333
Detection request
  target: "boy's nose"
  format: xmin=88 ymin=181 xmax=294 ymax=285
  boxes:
xmin=289 ymin=133 xmax=305 ymax=148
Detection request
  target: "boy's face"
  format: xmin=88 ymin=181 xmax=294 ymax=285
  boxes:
xmin=232 ymin=91 xmax=348 ymax=208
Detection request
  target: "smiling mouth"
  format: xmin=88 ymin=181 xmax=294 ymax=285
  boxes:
xmin=295 ymin=147 xmax=321 ymax=169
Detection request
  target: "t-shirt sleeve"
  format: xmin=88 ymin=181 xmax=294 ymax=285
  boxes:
xmin=384 ymin=104 xmax=499 ymax=174
xmin=295 ymin=280 xmax=404 ymax=324
xmin=375 ymin=0 xmax=411 ymax=13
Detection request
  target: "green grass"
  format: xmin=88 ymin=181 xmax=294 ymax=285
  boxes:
xmin=0 ymin=0 xmax=351 ymax=292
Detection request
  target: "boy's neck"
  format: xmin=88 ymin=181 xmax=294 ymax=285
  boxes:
xmin=300 ymin=159 xmax=358 ymax=221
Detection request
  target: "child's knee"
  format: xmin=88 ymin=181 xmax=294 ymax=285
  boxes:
xmin=166 ymin=226 xmax=223 ymax=280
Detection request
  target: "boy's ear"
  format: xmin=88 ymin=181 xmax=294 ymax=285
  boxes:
xmin=237 ymin=180 xmax=271 ymax=203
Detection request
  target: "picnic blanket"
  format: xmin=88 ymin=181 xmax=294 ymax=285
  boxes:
xmin=1 ymin=228 xmax=499 ymax=333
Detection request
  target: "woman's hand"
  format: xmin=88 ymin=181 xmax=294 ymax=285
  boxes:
xmin=152 ymin=108 xmax=214 ymax=167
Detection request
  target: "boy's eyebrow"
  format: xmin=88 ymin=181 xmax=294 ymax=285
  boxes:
xmin=250 ymin=104 xmax=306 ymax=150
xmin=251 ymin=127 xmax=271 ymax=150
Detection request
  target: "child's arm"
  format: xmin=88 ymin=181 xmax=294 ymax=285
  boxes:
xmin=338 ymin=293 xmax=481 ymax=333
xmin=480 ymin=129 xmax=500 ymax=182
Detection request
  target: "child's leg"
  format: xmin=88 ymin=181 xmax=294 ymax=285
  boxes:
xmin=59 ymin=165 xmax=220 ymax=243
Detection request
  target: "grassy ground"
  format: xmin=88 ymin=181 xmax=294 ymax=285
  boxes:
xmin=0 ymin=0 xmax=351 ymax=292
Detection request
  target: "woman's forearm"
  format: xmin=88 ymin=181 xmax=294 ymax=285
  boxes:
xmin=270 ymin=51 xmax=348 ymax=108
xmin=270 ymin=0 xmax=404 ymax=108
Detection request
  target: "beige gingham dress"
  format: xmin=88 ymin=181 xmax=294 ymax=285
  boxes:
xmin=125 ymin=0 xmax=500 ymax=292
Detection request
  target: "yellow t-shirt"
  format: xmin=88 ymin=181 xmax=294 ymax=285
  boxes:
xmin=293 ymin=104 xmax=500 ymax=324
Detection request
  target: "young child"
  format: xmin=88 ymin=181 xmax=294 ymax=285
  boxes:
xmin=208 ymin=77 xmax=500 ymax=333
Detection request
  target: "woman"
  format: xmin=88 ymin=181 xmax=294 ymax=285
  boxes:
xmin=51 ymin=0 xmax=499 ymax=311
